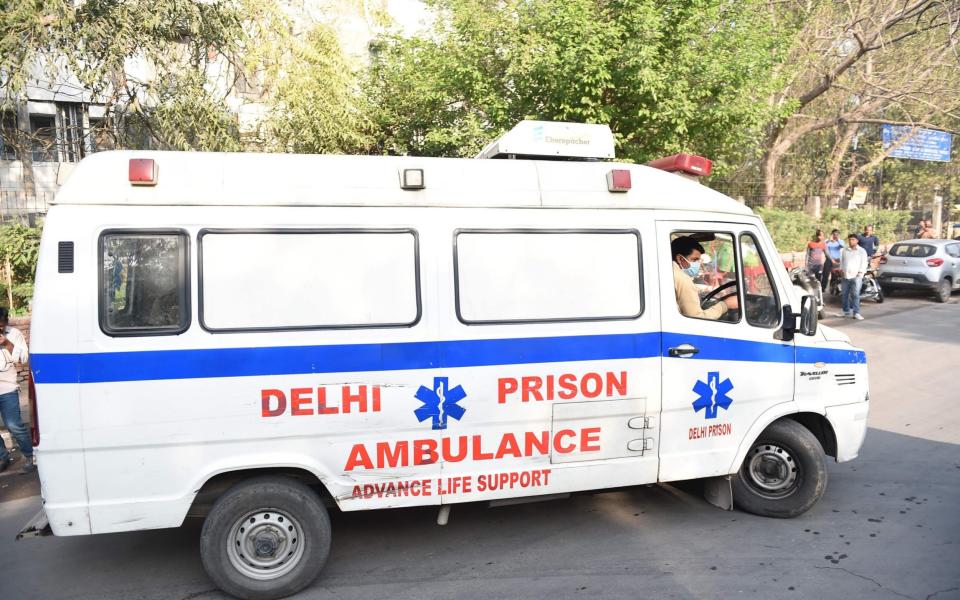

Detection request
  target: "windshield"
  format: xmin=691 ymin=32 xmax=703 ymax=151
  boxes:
xmin=889 ymin=244 xmax=935 ymax=258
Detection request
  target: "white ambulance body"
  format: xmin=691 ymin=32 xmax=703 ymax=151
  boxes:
xmin=23 ymin=123 xmax=868 ymax=600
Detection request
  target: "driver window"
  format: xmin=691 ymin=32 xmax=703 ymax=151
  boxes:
xmin=670 ymin=231 xmax=741 ymax=324
xmin=738 ymin=233 xmax=780 ymax=328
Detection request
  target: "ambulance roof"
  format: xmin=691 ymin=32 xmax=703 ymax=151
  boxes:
xmin=54 ymin=150 xmax=754 ymax=216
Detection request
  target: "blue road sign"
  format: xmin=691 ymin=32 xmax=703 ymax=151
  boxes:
xmin=882 ymin=125 xmax=952 ymax=162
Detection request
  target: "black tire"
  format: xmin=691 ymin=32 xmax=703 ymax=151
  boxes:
xmin=200 ymin=476 xmax=331 ymax=600
xmin=935 ymin=279 xmax=951 ymax=303
xmin=880 ymin=285 xmax=894 ymax=296
xmin=875 ymin=287 xmax=884 ymax=303
xmin=732 ymin=419 xmax=827 ymax=518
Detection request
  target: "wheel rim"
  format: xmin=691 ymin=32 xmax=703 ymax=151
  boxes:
xmin=227 ymin=508 xmax=306 ymax=581
xmin=743 ymin=443 xmax=800 ymax=498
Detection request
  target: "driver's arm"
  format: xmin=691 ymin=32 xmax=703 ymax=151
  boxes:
xmin=675 ymin=271 xmax=728 ymax=320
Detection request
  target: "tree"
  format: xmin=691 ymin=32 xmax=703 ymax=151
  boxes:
xmin=259 ymin=24 xmax=372 ymax=154
xmin=759 ymin=0 xmax=960 ymax=206
xmin=878 ymin=157 xmax=960 ymax=211
xmin=0 ymin=0 xmax=248 ymax=151
xmin=365 ymin=0 xmax=794 ymax=174
xmin=0 ymin=224 xmax=41 ymax=314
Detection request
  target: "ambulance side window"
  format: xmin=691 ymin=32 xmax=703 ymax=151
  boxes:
xmin=670 ymin=231 xmax=740 ymax=324
xmin=738 ymin=233 xmax=780 ymax=328
xmin=99 ymin=231 xmax=190 ymax=336
xmin=198 ymin=230 xmax=420 ymax=331
xmin=455 ymin=230 xmax=642 ymax=324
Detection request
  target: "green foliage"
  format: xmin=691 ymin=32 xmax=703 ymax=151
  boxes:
xmin=0 ymin=224 xmax=41 ymax=275
xmin=137 ymin=69 xmax=243 ymax=152
xmin=755 ymin=208 xmax=912 ymax=253
xmin=265 ymin=25 xmax=371 ymax=154
xmin=0 ymin=0 xmax=246 ymax=151
xmin=0 ymin=224 xmax=42 ymax=314
xmin=365 ymin=0 xmax=791 ymax=173
xmin=878 ymin=158 xmax=960 ymax=211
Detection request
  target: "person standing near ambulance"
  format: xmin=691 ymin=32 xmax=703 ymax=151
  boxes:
xmin=837 ymin=234 xmax=868 ymax=321
xmin=672 ymin=236 xmax=738 ymax=319
xmin=0 ymin=307 xmax=34 ymax=473
xmin=805 ymin=229 xmax=827 ymax=281
xmin=857 ymin=224 xmax=881 ymax=269
xmin=823 ymin=229 xmax=844 ymax=291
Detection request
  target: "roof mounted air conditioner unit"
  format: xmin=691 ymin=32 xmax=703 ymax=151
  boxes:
xmin=476 ymin=120 xmax=616 ymax=161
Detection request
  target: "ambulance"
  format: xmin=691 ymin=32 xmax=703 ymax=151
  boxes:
xmin=19 ymin=121 xmax=868 ymax=600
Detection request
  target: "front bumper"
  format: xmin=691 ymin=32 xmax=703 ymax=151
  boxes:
xmin=826 ymin=401 xmax=869 ymax=462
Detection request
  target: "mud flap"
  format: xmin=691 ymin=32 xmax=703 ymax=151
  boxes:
xmin=703 ymin=475 xmax=733 ymax=511
xmin=17 ymin=510 xmax=52 ymax=540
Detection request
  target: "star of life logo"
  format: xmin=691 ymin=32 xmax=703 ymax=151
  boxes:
xmin=414 ymin=377 xmax=467 ymax=430
xmin=532 ymin=124 xmax=545 ymax=142
xmin=692 ymin=372 xmax=733 ymax=419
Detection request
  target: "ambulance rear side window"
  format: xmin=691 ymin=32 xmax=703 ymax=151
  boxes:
xmin=198 ymin=229 xmax=420 ymax=331
xmin=99 ymin=231 xmax=190 ymax=336
xmin=454 ymin=230 xmax=642 ymax=324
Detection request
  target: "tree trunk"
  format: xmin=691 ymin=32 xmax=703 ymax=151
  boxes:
xmin=821 ymin=124 xmax=857 ymax=200
xmin=762 ymin=149 xmax=779 ymax=208
xmin=4 ymin=256 xmax=14 ymax=311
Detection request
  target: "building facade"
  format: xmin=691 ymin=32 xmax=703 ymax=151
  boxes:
xmin=0 ymin=0 xmax=428 ymax=224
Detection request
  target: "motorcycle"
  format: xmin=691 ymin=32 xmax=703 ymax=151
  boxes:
xmin=860 ymin=267 xmax=884 ymax=303
xmin=828 ymin=265 xmax=883 ymax=303
xmin=828 ymin=266 xmax=842 ymax=297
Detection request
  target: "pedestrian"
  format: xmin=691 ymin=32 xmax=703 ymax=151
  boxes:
xmin=805 ymin=229 xmax=827 ymax=281
xmin=919 ymin=219 xmax=936 ymax=239
xmin=857 ymin=224 xmax=880 ymax=258
xmin=0 ymin=307 xmax=34 ymax=473
xmin=823 ymin=229 xmax=843 ymax=291
xmin=836 ymin=234 xmax=868 ymax=321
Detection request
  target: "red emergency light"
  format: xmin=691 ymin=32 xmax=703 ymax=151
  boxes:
xmin=606 ymin=169 xmax=632 ymax=192
xmin=647 ymin=153 xmax=712 ymax=177
xmin=129 ymin=158 xmax=158 ymax=186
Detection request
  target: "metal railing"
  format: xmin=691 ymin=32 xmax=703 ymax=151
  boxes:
xmin=0 ymin=191 xmax=52 ymax=225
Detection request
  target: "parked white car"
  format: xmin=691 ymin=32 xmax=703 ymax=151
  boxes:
xmin=878 ymin=239 xmax=960 ymax=303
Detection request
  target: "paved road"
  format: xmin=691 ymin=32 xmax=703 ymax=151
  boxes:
xmin=1 ymin=290 xmax=958 ymax=600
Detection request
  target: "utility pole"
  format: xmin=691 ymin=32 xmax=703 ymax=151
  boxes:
xmin=932 ymin=184 xmax=943 ymax=238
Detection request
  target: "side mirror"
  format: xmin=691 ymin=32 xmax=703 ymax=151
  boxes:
xmin=776 ymin=296 xmax=817 ymax=341
xmin=776 ymin=304 xmax=796 ymax=341
xmin=799 ymin=294 xmax=818 ymax=336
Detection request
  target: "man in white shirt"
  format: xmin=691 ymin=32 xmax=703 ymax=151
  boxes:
xmin=0 ymin=307 xmax=34 ymax=473
xmin=837 ymin=234 xmax=868 ymax=320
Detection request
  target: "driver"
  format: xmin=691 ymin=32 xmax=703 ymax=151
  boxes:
xmin=672 ymin=236 xmax=739 ymax=320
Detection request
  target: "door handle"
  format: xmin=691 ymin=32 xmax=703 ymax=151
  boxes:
xmin=668 ymin=344 xmax=699 ymax=357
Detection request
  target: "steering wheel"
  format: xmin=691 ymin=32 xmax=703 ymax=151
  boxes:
xmin=701 ymin=279 xmax=738 ymax=307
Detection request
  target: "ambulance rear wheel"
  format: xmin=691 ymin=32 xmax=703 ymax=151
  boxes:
xmin=732 ymin=419 xmax=827 ymax=518
xmin=200 ymin=475 xmax=331 ymax=600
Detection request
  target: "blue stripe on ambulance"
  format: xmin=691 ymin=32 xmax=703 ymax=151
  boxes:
xmin=30 ymin=332 xmax=866 ymax=384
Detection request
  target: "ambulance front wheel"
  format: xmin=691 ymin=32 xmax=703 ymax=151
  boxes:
xmin=200 ymin=475 xmax=332 ymax=600
xmin=732 ymin=419 xmax=827 ymax=518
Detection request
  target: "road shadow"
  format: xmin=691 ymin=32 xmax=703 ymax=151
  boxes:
xmin=2 ymin=427 xmax=958 ymax=600
xmin=0 ymin=454 xmax=40 ymax=503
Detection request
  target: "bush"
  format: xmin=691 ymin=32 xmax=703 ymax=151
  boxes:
xmin=755 ymin=208 xmax=912 ymax=254
xmin=0 ymin=224 xmax=42 ymax=315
